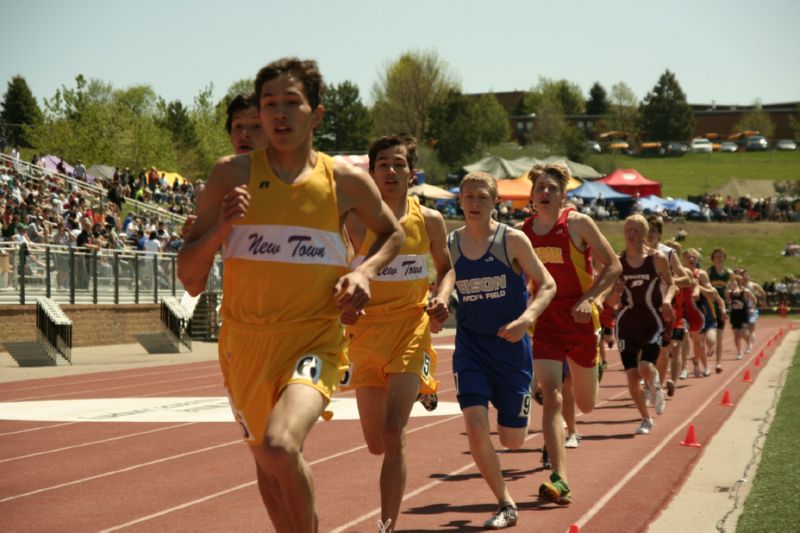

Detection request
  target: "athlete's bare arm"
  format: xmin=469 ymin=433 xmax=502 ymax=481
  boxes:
xmin=334 ymin=161 xmax=404 ymax=313
xmin=177 ymin=155 xmax=250 ymax=295
xmin=569 ymin=212 xmax=623 ymax=322
xmin=497 ymin=228 xmax=556 ymax=343
xmin=421 ymin=206 xmax=455 ymax=332
xmin=697 ymin=270 xmax=728 ymax=317
xmin=654 ymin=251 xmax=677 ymax=321
xmin=668 ymin=253 xmax=692 ymax=287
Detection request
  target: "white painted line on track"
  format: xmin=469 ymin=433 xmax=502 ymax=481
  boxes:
xmin=0 ymin=440 xmax=241 ymax=503
xmin=0 ymin=422 xmax=196 ymax=464
xmin=0 ymin=420 xmax=79 ymax=437
xmin=574 ymin=336 xmax=774 ymax=530
xmin=96 ymin=414 xmax=464 ymax=531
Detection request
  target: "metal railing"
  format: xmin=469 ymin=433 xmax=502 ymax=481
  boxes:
xmin=0 ymin=242 xmax=223 ymax=305
xmin=0 ymin=153 xmax=188 ymax=225
xmin=161 ymin=296 xmax=193 ymax=351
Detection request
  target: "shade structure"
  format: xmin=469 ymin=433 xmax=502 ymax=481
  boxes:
xmin=542 ymin=156 xmax=602 ymax=180
xmin=408 ymin=183 xmax=456 ymax=200
xmin=568 ymin=180 xmax=632 ymax=202
xmin=463 ymin=155 xmax=534 ymax=179
xmin=711 ymin=179 xmax=776 ymax=199
xmin=663 ymin=198 xmax=700 ymax=213
xmin=600 ymin=169 xmax=662 ymax=197
xmin=496 ymin=176 xmax=533 ymax=209
xmin=637 ymin=194 xmax=668 ymax=212
xmin=87 ymin=164 xmax=115 ymax=181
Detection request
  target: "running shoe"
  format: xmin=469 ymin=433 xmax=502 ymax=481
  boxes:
xmin=565 ymin=433 xmax=580 ymax=448
xmin=716 ymin=365 xmax=723 ymax=374
xmin=703 ymin=368 xmax=712 ymax=377
xmin=665 ymin=379 xmax=676 ymax=397
xmin=539 ymin=472 xmax=572 ymax=505
xmin=541 ymin=447 xmax=551 ymax=470
xmin=654 ymin=386 xmax=666 ymax=415
xmin=736 ymin=352 xmax=743 ymax=360
xmin=483 ymin=503 xmax=518 ymax=529
xmin=377 ymin=518 xmax=393 ymax=533
xmin=417 ymin=393 xmax=438 ymax=412
xmin=679 ymin=368 xmax=689 ymax=380
xmin=693 ymin=364 xmax=703 ymax=378
xmin=636 ymin=418 xmax=654 ymax=435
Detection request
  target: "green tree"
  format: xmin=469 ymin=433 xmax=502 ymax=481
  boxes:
xmin=189 ymin=83 xmax=230 ymax=177
xmin=638 ymin=70 xmax=694 ymax=141
xmin=788 ymin=105 xmax=800 ymax=140
xmin=605 ymin=82 xmax=639 ymax=136
xmin=315 ymin=81 xmax=372 ymax=153
xmin=1 ymin=75 xmax=43 ymax=147
xmin=586 ymin=82 xmax=608 ymax=115
xmin=533 ymin=96 xmax=567 ymax=148
xmin=561 ymin=126 xmax=588 ymax=162
xmin=426 ymin=90 xmax=480 ymax=168
xmin=733 ymin=100 xmax=776 ymax=139
xmin=158 ymin=99 xmax=198 ymax=150
xmin=371 ymin=50 xmax=459 ymax=140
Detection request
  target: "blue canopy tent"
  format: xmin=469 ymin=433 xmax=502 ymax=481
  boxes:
xmin=638 ymin=194 xmax=669 ymax=213
xmin=568 ymin=181 xmax=634 ymax=217
xmin=663 ymin=198 xmax=701 ymax=213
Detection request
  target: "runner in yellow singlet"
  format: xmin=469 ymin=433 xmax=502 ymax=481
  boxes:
xmin=342 ymin=135 xmax=454 ymax=532
xmin=178 ymin=58 xmax=403 ymax=533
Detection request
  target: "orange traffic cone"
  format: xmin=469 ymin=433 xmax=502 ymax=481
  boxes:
xmin=569 ymin=525 xmax=580 ymax=533
xmin=754 ymin=356 xmax=762 ymax=367
xmin=720 ymin=390 xmax=734 ymax=407
xmin=680 ymin=424 xmax=702 ymax=447
xmin=740 ymin=369 xmax=753 ymax=383
xmin=758 ymin=349 xmax=765 ymax=358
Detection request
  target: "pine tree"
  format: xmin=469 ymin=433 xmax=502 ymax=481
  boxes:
xmin=586 ymin=82 xmax=608 ymax=115
xmin=639 ymin=70 xmax=694 ymax=142
xmin=1 ymin=75 xmax=43 ymax=147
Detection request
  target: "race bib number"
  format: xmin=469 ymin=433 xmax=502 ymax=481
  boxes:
xmin=519 ymin=393 xmax=532 ymax=418
xmin=422 ymin=353 xmax=431 ymax=378
xmin=339 ymin=363 xmax=353 ymax=386
xmin=292 ymin=355 xmax=322 ymax=384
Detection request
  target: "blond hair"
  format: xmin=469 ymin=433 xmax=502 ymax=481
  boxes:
xmin=625 ymin=213 xmax=649 ymax=233
xmin=460 ymin=171 xmax=498 ymax=199
xmin=528 ymin=163 xmax=571 ymax=193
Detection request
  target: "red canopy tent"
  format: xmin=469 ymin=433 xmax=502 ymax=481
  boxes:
xmin=599 ymin=169 xmax=662 ymax=197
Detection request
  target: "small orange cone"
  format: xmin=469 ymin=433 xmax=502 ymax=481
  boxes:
xmin=720 ymin=390 xmax=734 ymax=407
xmin=321 ymin=410 xmax=334 ymax=421
xmin=740 ymin=369 xmax=753 ymax=383
xmin=754 ymin=356 xmax=762 ymax=367
xmin=680 ymin=424 xmax=702 ymax=447
xmin=568 ymin=525 xmax=580 ymax=533
xmin=758 ymin=350 xmax=765 ymax=358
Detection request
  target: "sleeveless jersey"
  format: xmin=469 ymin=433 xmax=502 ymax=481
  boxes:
xmin=351 ymin=196 xmax=429 ymax=319
xmin=616 ymin=251 xmax=663 ymax=339
xmin=708 ymin=265 xmax=731 ymax=300
xmin=220 ymin=150 xmax=348 ymax=327
xmin=449 ymin=224 xmax=527 ymax=336
xmin=520 ymin=207 xmax=592 ymax=302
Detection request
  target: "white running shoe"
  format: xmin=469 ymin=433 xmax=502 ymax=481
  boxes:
xmin=378 ymin=519 xmax=393 ymax=533
xmin=635 ymin=418 xmax=654 ymax=435
xmin=679 ymin=368 xmax=689 ymax=380
xmin=736 ymin=352 xmax=743 ymax=360
xmin=565 ymin=433 xmax=580 ymax=448
xmin=654 ymin=386 xmax=666 ymax=415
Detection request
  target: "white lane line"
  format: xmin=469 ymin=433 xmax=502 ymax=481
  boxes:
xmin=0 ymin=440 xmax=241 ymax=503
xmin=0 ymin=423 xmax=197 ymax=464
xmin=96 ymin=415 xmax=464 ymax=531
xmin=7 ymin=373 xmax=221 ymax=402
xmin=0 ymin=421 xmax=79 ymax=437
xmin=573 ymin=336 xmax=774 ymax=529
xmin=0 ymin=363 xmax=220 ymax=394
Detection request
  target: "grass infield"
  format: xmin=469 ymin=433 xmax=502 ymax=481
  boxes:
xmin=736 ymin=342 xmax=800 ymax=532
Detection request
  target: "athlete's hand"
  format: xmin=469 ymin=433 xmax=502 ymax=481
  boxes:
xmin=571 ymin=298 xmax=594 ymax=323
xmin=339 ymin=309 xmax=363 ymax=326
xmin=425 ymin=296 xmax=449 ymax=324
xmin=181 ymin=215 xmax=197 ymax=240
xmin=217 ymin=185 xmax=250 ymax=237
xmin=497 ymin=317 xmax=532 ymax=343
xmin=661 ymin=302 xmax=675 ymax=322
xmin=334 ymin=271 xmax=371 ymax=315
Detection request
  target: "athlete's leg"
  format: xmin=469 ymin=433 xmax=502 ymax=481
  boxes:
xmin=355 ymin=387 xmax=388 ymax=455
xmin=562 ymin=373 xmax=577 ymax=438
xmin=379 ymin=373 xmax=420 ymax=529
xmin=461 ymin=405 xmax=515 ymax=505
xmin=689 ymin=330 xmax=707 ymax=373
xmin=535 ymin=358 xmax=567 ymax=482
xmin=254 ymin=383 xmax=326 ymax=533
xmin=626 ymin=367 xmax=650 ymax=420
xmin=705 ymin=328 xmax=718 ymax=373
xmin=565 ymin=358 xmax=597 ymax=414
xmin=254 ymin=465 xmax=293 ymax=531
xmin=715 ymin=323 xmax=726 ymax=367
xmin=679 ymin=335 xmax=690 ymax=378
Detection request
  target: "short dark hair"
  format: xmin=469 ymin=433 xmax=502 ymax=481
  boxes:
xmin=225 ymin=92 xmax=256 ymax=134
xmin=646 ymin=215 xmax=663 ymax=234
xmin=254 ymin=57 xmax=325 ymax=110
xmin=528 ymin=164 xmax=570 ymax=194
xmin=368 ymin=135 xmax=418 ymax=173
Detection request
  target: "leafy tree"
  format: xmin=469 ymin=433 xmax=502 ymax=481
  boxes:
xmin=533 ymin=96 xmax=567 ymax=148
xmin=638 ymin=70 xmax=694 ymax=141
xmin=315 ymin=81 xmax=372 ymax=153
xmin=586 ymin=82 xmax=608 ymax=115
xmin=158 ymin=99 xmax=198 ymax=150
xmin=1 ymin=75 xmax=43 ymax=147
xmin=788 ymin=105 xmax=800 ymax=140
xmin=474 ymin=93 xmax=511 ymax=147
xmin=561 ymin=126 xmax=588 ymax=162
xmin=733 ymin=100 xmax=776 ymax=139
xmin=189 ymin=83 xmax=229 ymax=177
xmin=371 ymin=50 xmax=459 ymax=140
xmin=605 ymin=82 xmax=639 ymax=136
xmin=426 ymin=90 xmax=481 ymax=168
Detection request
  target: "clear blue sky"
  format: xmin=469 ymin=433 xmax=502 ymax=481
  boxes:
xmin=2 ymin=0 xmax=798 ymax=109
